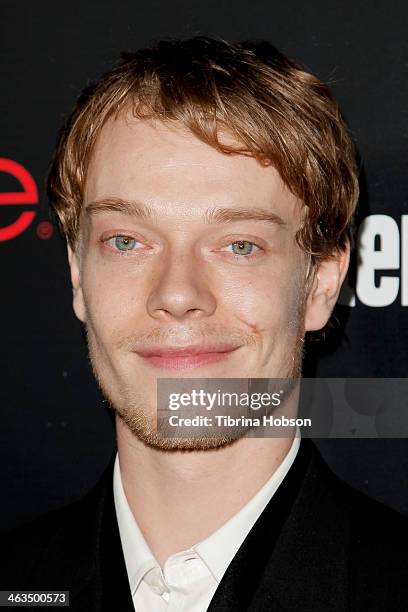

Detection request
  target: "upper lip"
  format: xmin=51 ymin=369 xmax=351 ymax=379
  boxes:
xmin=134 ymin=344 xmax=241 ymax=357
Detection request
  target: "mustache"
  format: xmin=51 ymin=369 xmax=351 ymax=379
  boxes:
xmin=113 ymin=324 xmax=259 ymax=352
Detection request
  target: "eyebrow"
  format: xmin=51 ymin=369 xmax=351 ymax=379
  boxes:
xmin=84 ymin=197 xmax=286 ymax=226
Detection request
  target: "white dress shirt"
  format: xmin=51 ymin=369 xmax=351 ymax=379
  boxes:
xmin=113 ymin=433 xmax=300 ymax=612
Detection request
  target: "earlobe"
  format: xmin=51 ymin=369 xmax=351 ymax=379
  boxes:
xmin=304 ymin=244 xmax=350 ymax=332
xmin=67 ymin=243 xmax=87 ymax=323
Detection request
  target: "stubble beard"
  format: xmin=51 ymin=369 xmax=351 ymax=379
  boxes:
xmin=86 ymin=308 xmax=306 ymax=453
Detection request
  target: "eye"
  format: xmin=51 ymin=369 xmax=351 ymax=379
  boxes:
xmin=224 ymin=240 xmax=259 ymax=256
xmin=107 ymin=235 xmax=140 ymax=252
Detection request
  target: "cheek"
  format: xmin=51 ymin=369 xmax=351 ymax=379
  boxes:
xmin=81 ymin=264 xmax=145 ymax=341
xmin=219 ymin=267 xmax=304 ymax=335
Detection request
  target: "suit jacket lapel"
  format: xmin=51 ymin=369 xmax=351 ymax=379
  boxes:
xmin=208 ymin=440 xmax=351 ymax=612
xmin=66 ymin=453 xmax=134 ymax=612
xmin=99 ymin=469 xmax=135 ymax=612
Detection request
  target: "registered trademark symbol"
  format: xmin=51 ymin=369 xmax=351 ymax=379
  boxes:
xmin=36 ymin=220 xmax=54 ymax=240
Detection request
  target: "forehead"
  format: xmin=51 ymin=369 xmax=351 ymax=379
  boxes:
xmin=84 ymin=113 xmax=301 ymax=221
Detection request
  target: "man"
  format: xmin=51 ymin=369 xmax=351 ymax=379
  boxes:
xmin=1 ymin=36 xmax=407 ymax=611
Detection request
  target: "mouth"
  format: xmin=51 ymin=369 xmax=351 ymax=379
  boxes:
xmin=133 ymin=344 xmax=241 ymax=370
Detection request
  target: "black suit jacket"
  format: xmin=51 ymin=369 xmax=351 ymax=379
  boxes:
xmin=1 ymin=440 xmax=408 ymax=611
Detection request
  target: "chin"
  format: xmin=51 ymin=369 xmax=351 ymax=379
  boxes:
xmin=115 ymin=406 xmax=246 ymax=452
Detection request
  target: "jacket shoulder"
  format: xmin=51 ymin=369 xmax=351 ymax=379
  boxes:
xmin=314 ymin=445 xmax=408 ymax=547
xmin=313 ymin=446 xmax=408 ymax=607
xmin=0 ymin=472 xmax=108 ymax=589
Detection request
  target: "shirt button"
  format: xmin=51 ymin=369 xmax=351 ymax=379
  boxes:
xmin=144 ymin=567 xmax=170 ymax=596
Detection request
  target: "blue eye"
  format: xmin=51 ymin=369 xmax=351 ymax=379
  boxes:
xmin=111 ymin=236 xmax=138 ymax=251
xmin=228 ymin=241 xmax=256 ymax=256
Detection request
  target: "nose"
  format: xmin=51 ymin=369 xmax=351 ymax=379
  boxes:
xmin=146 ymin=250 xmax=217 ymax=321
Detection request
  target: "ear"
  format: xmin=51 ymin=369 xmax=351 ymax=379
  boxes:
xmin=304 ymin=243 xmax=350 ymax=331
xmin=67 ymin=243 xmax=87 ymax=323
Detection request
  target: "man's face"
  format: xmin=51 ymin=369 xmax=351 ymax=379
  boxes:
xmin=69 ymin=114 xmax=314 ymax=449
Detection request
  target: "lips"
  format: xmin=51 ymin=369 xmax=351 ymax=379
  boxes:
xmin=133 ymin=344 xmax=240 ymax=370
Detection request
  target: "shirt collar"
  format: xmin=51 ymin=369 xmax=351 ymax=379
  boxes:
xmin=113 ymin=456 xmax=158 ymax=594
xmin=113 ymin=431 xmax=300 ymax=592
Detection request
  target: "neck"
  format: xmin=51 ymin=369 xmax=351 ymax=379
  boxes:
xmin=116 ymin=413 xmax=297 ymax=566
